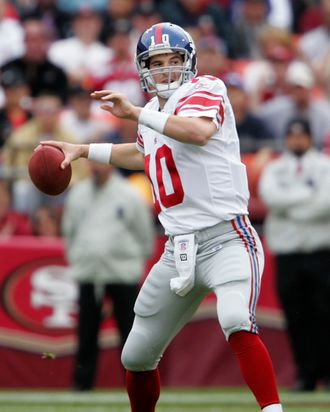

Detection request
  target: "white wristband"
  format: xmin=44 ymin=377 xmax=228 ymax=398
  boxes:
xmin=88 ymin=143 xmax=113 ymax=164
xmin=138 ymin=108 xmax=170 ymax=134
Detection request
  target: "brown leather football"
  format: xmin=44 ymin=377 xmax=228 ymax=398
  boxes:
xmin=28 ymin=145 xmax=72 ymax=196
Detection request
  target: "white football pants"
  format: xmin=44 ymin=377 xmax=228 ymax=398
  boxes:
xmin=121 ymin=216 xmax=264 ymax=371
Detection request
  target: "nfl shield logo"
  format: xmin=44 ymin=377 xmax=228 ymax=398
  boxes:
xmin=179 ymin=241 xmax=188 ymax=251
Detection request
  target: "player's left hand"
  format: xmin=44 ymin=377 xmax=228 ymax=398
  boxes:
xmin=91 ymin=90 xmax=141 ymax=121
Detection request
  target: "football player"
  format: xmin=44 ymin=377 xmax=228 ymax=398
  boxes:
xmin=41 ymin=22 xmax=284 ymax=412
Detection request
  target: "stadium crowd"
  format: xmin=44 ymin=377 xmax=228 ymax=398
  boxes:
xmin=1 ymin=0 xmax=330 ymax=392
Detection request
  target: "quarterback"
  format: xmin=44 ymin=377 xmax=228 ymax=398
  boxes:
xmin=41 ymin=23 xmax=283 ymax=412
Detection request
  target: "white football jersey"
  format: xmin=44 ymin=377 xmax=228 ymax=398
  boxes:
xmin=136 ymin=75 xmax=249 ymax=235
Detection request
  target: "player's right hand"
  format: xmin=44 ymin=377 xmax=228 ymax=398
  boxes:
xmin=91 ymin=90 xmax=141 ymax=121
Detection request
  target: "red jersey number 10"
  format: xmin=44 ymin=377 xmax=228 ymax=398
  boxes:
xmin=145 ymin=145 xmax=184 ymax=213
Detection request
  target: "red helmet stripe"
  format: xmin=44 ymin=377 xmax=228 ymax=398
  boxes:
xmin=155 ymin=24 xmax=162 ymax=45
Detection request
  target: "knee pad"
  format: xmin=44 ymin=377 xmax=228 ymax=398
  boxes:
xmin=217 ymin=291 xmax=250 ymax=340
xmin=121 ymin=329 xmax=160 ymax=372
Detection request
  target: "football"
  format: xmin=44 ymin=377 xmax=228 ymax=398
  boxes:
xmin=28 ymin=145 xmax=72 ymax=196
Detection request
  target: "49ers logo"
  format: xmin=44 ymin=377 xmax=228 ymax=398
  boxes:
xmin=2 ymin=257 xmax=78 ymax=335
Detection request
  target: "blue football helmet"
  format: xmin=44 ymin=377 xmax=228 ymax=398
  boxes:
xmin=135 ymin=22 xmax=197 ymax=98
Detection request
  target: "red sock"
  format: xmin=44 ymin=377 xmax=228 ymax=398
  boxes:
xmin=126 ymin=369 xmax=160 ymax=412
xmin=229 ymin=331 xmax=280 ymax=409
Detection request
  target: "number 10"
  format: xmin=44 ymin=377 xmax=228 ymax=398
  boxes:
xmin=145 ymin=145 xmax=184 ymax=213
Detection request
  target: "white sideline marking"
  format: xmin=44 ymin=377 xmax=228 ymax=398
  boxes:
xmin=0 ymin=391 xmax=329 ymax=405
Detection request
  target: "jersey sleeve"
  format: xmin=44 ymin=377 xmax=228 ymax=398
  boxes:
xmin=174 ymin=76 xmax=225 ymax=129
xmin=135 ymin=130 xmax=144 ymax=154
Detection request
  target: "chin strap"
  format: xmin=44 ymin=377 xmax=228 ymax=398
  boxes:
xmin=154 ymin=80 xmax=181 ymax=98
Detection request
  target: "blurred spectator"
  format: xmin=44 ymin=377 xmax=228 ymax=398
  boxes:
xmin=158 ymin=0 xmax=231 ymax=54
xmin=56 ymin=0 xmax=107 ymax=14
xmin=130 ymin=1 xmax=161 ymax=44
xmin=224 ymin=71 xmax=275 ymax=224
xmin=294 ymin=0 xmax=323 ymax=33
xmin=0 ymin=0 xmax=24 ymax=67
xmin=60 ymin=86 xmax=109 ymax=143
xmin=197 ymin=12 xmax=218 ymax=37
xmin=62 ymin=158 xmax=155 ymax=391
xmin=0 ymin=67 xmax=32 ymax=148
xmin=298 ymin=0 xmax=330 ymax=67
xmin=31 ymin=205 xmax=61 ymax=237
xmin=194 ymin=15 xmax=231 ymax=78
xmin=107 ymin=0 xmax=135 ymax=18
xmin=259 ymin=117 xmax=330 ymax=391
xmin=242 ymin=26 xmax=296 ymax=110
xmin=2 ymin=92 xmax=87 ymax=214
xmin=322 ymin=130 xmax=330 ymax=155
xmin=89 ymin=20 xmax=146 ymax=107
xmin=267 ymin=0 xmax=293 ymax=30
xmin=19 ymin=0 xmax=72 ymax=39
xmin=298 ymin=0 xmax=330 ymax=100
xmin=315 ymin=51 xmax=330 ymax=101
xmin=196 ymin=35 xmax=231 ymax=78
xmin=0 ymin=17 xmax=69 ymax=103
xmin=258 ymin=60 xmax=330 ymax=150
xmin=1 ymin=0 xmax=19 ymax=19
xmin=229 ymin=0 xmax=275 ymax=59
xmin=101 ymin=0 xmax=136 ymax=38
xmin=230 ymin=0 xmax=293 ymax=31
xmin=48 ymin=7 xmax=111 ymax=86
xmin=103 ymin=118 xmax=136 ymax=146
xmin=127 ymin=171 xmax=154 ymax=209
xmin=0 ymin=178 xmax=32 ymax=237
xmin=11 ymin=1 xmax=37 ymax=15
xmin=103 ymin=118 xmax=155 ymax=207
xmin=224 ymin=72 xmax=275 ymax=154
xmin=101 ymin=119 xmax=156 ymax=215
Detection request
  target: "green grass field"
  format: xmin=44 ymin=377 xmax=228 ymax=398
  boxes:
xmin=0 ymin=389 xmax=329 ymax=412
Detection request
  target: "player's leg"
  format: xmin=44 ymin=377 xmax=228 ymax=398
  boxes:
xmin=209 ymin=218 xmax=282 ymax=411
xmin=121 ymin=244 xmax=208 ymax=412
xmin=228 ymin=329 xmax=282 ymax=411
